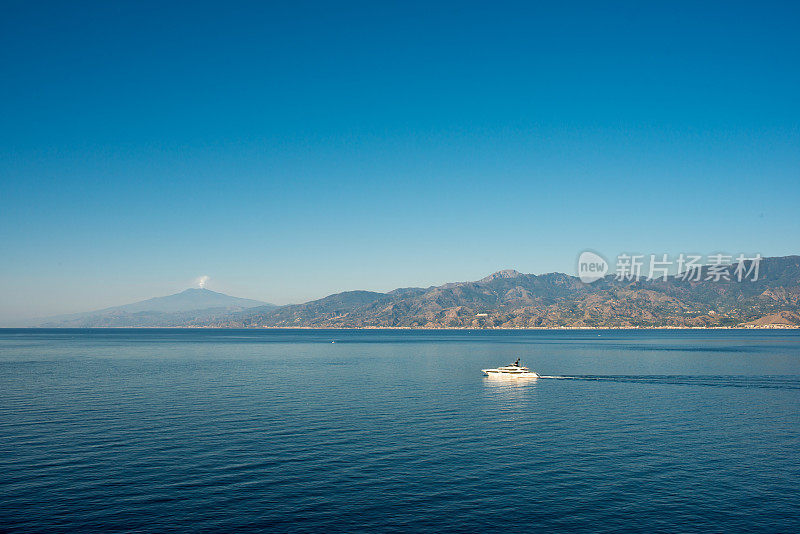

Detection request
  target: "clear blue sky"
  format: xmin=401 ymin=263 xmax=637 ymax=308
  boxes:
xmin=1 ymin=0 xmax=799 ymax=321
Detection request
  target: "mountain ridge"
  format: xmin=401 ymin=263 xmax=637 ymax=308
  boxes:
xmin=221 ymin=255 xmax=800 ymax=329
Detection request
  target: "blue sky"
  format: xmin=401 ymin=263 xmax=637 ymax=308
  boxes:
xmin=1 ymin=0 xmax=799 ymax=320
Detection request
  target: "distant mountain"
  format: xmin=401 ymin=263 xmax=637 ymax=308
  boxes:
xmin=100 ymin=288 xmax=266 ymax=313
xmin=40 ymin=288 xmax=274 ymax=327
xmin=478 ymin=269 xmax=523 ymax=283
xmin=212 ymin=255 xmax=800 ymax=329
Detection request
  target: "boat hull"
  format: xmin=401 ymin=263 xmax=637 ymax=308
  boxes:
xmin=482 ymin=369 xmax=539 ymax=378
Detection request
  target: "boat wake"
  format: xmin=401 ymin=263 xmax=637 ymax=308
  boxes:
xmin=536 ymin=375 xmax=800 ymax=390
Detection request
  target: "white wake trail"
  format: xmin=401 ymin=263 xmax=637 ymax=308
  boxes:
xmin=538 ymin=375 xmax=579 ymax=379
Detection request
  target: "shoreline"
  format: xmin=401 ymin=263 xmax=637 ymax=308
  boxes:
xmin=3 ymin=325 xmax=799 ymax=331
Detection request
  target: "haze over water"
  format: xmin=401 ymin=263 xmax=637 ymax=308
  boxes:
xmin=1 ymin=329 xmax=799 ymax=532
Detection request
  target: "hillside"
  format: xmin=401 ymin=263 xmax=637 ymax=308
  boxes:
xmin=218 ymin=256 xmax=800 ymax=329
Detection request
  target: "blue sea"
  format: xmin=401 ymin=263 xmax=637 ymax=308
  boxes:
xmin=1 ymin=329 xmax=799 ymax=533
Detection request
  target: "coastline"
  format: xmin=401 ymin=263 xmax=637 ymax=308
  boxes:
xmin=4 ymin=325 xmax=798 ymax=330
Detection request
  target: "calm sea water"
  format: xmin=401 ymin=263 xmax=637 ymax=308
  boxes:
xmin=1 ymin=329 xmax=799 ymax=533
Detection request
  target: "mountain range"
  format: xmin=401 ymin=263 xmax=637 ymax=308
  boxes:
xmin=34 ymin=255 xmax=800 ymax=329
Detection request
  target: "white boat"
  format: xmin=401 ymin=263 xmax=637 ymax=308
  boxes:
xmin=482 ymin=359 xmax=539 ymax=378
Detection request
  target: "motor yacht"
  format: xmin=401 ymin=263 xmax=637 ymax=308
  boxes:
xmin=482 ymin=359 xmax=540 ymax=378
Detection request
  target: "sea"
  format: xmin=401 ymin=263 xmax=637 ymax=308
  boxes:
xmin=1 ymin=329 xmax=798 ymax=533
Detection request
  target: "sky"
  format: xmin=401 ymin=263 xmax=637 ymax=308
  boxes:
xmin=1 ymin=0 xmax=799 ymax=321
